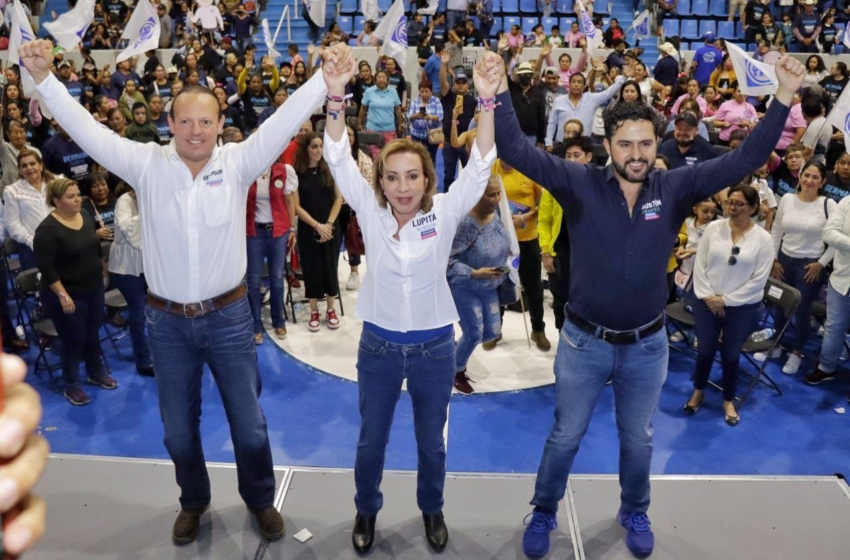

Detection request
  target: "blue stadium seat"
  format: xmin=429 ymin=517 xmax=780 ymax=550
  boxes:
xmin=503 ymin=15 xmax=521 ymax=31
xmin=337 ymin=16 xmax=354 ymax=35
xmin=594 ymin=2 xmax=609 ymax=16
xmin=439 ymin=0 xmax=447 ymax=10
xmin=716 ymin=20 xmax=734 ymax=39
xmin=680 ymin=20 xmax=698 ymax=39
xmin=699 ymin=20 xmax=716 ymax=39
xmin=354 ymin=16 xmax=366 ymax=35
xmin=542 ymin=17 xmax=558 ymax=33
xmin=691 ymin=0 xmax=709 ymax=16
xmin=490 ymin=0 xmax=500 ymax=11
xmin=501 ymin=0 xmax=519 ymax=12
xmin=677 ymin=0 xmax=693 ymax=16
xmin=710 ymin=0 xmax=727 ymax=17
xmin=340 ymin=0 xmax=358 ymax=14
xmin=662 ymin=19 xmax=680 ymax=38
xmin=490 ymin=17 xmax=502 ymax=36
xmin=522 ymin=17 xmax=539 ymax=35
xmin=560 ymin=18 xmax=575 ymax=33
xmin=378 ymin=0 xmax=392 ymax=11
xmin=520 ymin=0 xmax=537 ymax=12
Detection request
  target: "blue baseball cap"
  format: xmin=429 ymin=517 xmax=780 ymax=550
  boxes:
xmin=703 ymin=32 xmax=716 ymax=42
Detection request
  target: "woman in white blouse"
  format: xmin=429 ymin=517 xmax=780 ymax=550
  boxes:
xmin=108 ymin=185 xmax=154 ymax=377
xmin=684 ymin=185 xmax=774 ymax=426
xmin=761 ymin=160 xmax=835 ymax=374
xmin=2 ymin=149 xmax=54 ymax=270
xmin=321 ymin=53 xmax=499 ymax=554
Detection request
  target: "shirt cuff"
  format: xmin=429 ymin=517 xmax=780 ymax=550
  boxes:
xmin=324 ymin=128 xmax=352 ymax=168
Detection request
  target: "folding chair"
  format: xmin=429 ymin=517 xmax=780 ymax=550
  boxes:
xmin=738 ymin=278 xmax=801 ymax=406
xmin=665 ymin=299 xmax=697 ymax=354
xmin=3 ymin=238 xmax=22 ymax=279
xmin=14 ymin=268 xmax=61 ymax=387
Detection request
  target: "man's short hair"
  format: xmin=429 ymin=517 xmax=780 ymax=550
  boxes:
xmin=728 ymin=129 xmax=749 ymax=144
xmin=169 ymin=85 xmax=222 ymax=119
xmin=131 ymin=101 xmax=147 ymax=113
xmin=563 ymin=136 xmax=594 ymax=156
xmin=603 ymin=101 xmax=666 ymax=140
xmin=801 ymin=99 xmax=824 ymax=118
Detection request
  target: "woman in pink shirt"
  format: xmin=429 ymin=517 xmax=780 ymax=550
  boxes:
xmin=774 ymin=94 xmax=806 ymax=154
xmin=564 ymin=22 xmax=584 ymax=48
xmin=545 ymin=42 xmax=588 ymax=88
xmin=670 ymin=78 xmax=708 ymax=116
xmin=712 ymin=82 xmax=759 ymax=143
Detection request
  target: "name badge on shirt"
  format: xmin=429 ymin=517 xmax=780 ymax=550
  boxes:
xmin=412 ymin=212 xmax=438 ymax=239
xmin=641 ymin=199 xmax=662 ymax=221
xmin=203 ymin=168 xmax=224 ymax=188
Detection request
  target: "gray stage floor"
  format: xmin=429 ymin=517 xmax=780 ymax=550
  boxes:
xmin=30 ymin=455 xmax=850 ymax=559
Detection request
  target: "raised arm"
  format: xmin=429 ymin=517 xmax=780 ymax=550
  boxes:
xmin=824 ymin=196 xmax=850 ymax=253
xmin=21 ymin=40 xmax=152 ymax=189
xmin=114 ymin=193 xmax=142 ymax=251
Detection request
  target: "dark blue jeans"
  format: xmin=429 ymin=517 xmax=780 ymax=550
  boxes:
xmin=441 ymin=144 xmax=469 ymax=192
xmin=17 ymin=245 xmax=36 ymax=271
xmin=110 ymin=272 xmax=152 ymax=368
xmin=145 ymin=295 xmax=275 ymax=510
xmin=41 ymin=286 xmax=106 ymax=390
xmin=691 ymin=299 xmax=762 ymax=401
xmin=354 ymin=327 xmax=456 ymax=516
xmin=777 ymin=252 xmax=825 ymax=353
xmin=246 ymin=229 xmax=288 ymax=333
xmin=412 ymin=136 xmax=438 ymax=166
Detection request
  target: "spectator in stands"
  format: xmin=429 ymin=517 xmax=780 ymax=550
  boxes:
xmin=545 ymin=71 xmax=625 ymax=150
xmin=743 ymin=0 xmax=770 ymax=44
xmin=824 ymin=151 xmax=850 ymax=202
xmin=564 ymin=21 xmax=584 ymax=48
xmin=360 ymin=70 xmax=403 ymax=159
xmin=632 ymin=62 xmax=658 ymax=103
xmin=293 ymin=133 xmax=343 ymax=333
xmin=803 ymin=55 xmax=828 ymax=89
xmin=671 ymin=79 xmax=707 ymax=116
xmin=477 ymin=0 xmax=496 ymax=39
xmin=3 ymin=84 xmax=25 ymax=106
xmin=110 ymin=60 xmax=141 ymax=100
xmin=34 ymin=178 xmax=116 ymax=406
xmin=179 ymin=53 xmax=208 ymax=88
xmin=756 ymin=12 xmax=784 ymax=48
xmin=808 ymin=191 xmax=850 ymax=384
xmin=90 ymin=23 xmax=114 ymax=49
xmin=429 ymin=12 xmax=448 ymax=45
xmin=772 ymin=142 xmax=807 ymax=198
xmin=819 ymin=11 xmax=839 ymax=53
xmin=713 ymin=82 xmax=759 ymax=144
xmin=507 ymin=62 xmax=547 ymax=147
xmin=230 ymin=4 xmax=257 ymax=51
xmin=794 ymin=0 xmax=822 ymax=53
xmin=654 ymin=42 xmax=680 ymax=88
xmin=42 ymin=121 xmax=94 ymax=190
xmin=145 ymin=94 xmax=171 ymax=144
xmin=775 ymin=94 xmax=807 ymax=156
xmin=492 ymin=159 xmax=549 ymax=351
xmin=710 ymin=55 xmax=738 ymax=100
xmin=357 ymin=20 xmax=380 ymax=46
xmin=126 ymin=102 xmax=160 ymax=145
xmin=0 ymin=120 xmax=41 ymax=197
xmin=448 ymin=175 xmax=510 ymax=394
xmin=666 ymin=98 xmax=710 ymax=139
xmin=603 ymin=19 xmax=625 ymax=48
xmin=659 ymin=112 xmax=720 ymax=168
xmin=352 ymin=61 xmax=376 ymax=108
xmin=84 ymin=173 xmax=116 ymax=240
xmin=384 ymin=57 xmax=408 ymax=107
xmin=464 ymin=19 xmax=489 ymax=48
xmin=800 ymin=99 xmax=830 ymax=163
xmin=656 ymin=0 xmax=679 ymax=23
xmin=447 ymin=0 xmax=469 ymax=30
xmin=691 ymin=33 xmax=723 ymax=87
xmin=704 ymin=86 xmax=721 ymax=117
xmin=107 ymin=108 xmax=127 ymax=137
xmin=118 ymin=79 xmax=145 ymax=122
xmin=257 ymin=87 xmax=289 ymax=127
xmin=606 ymin=40 xmax=627 ymax=72
xmin=3 ymin=150 xmax=53 ymax=270
xmin=409 ymin=80 xmax=444 ymax=163
xmin=762 ymin=160 xmax=835 ymax=374
xmin=239 ymin=71 xmax=274 ymax=132
xmin=408 ymin=14 xmax=427 ymax=46
xmin=685 ymin=184 xmax=773 ymax=426
xmin=440 ymin=55 xmax=476 ymax=191
xmin=211 ymin=86 xmax=244 ymax=133
xmin=547 ymin=46 xmax=588 ymax=89
xmin=819 ymin=62 xmax=848 ymax=109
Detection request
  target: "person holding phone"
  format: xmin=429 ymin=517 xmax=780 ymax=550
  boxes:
xmin=448 ymin=175 xmax=512 ymax=394
xmin=408 ymin=80 xmax=444 ymax=164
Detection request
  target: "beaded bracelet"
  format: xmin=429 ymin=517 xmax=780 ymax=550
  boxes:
xmin=478 ymin=96 xmax=501 ymax=112
xmin=326 ymin=93 xmax=352 ymax=120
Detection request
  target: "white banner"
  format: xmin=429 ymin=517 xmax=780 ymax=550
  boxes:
xmin=726 ymin=41 xmax=778 ymax=96
xmin=117 ymin=0 xmax=161 ymax=63
xmin=374 ymin=0 xmax=407 ymax=66
xmin=8 ymin=0 xmax=37 ymax=98
xmin=43 ymin=0 xmax=96 ymax=51
xmin=305 ymin=0 xmax=327 ymax=27
xmin=362 ymin=0 xmax=380 ymax=21
xmin=576 ymin=0 xmax=602 ymax=53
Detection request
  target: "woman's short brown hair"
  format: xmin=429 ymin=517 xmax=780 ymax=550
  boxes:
xmin=371 ymin=139 xmax=438 ymax=213
xmin=45 ymin=178 xmax=79 ymax=208
xmin=16 ymin=149 xmax=55 ymax=183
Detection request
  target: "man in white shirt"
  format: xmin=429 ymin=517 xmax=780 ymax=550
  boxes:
xmin=18 ymin=38 xmax=350 ymax=545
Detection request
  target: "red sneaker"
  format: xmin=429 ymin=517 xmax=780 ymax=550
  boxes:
xmin=308 ymin=312 xmax=321 ymax=332
xmin=327 ymin=309 xmax=340 ymax=330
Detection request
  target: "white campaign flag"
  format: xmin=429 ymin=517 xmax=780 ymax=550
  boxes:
xmin=43 ymin=0 xmax=96 ymax=51
xmin=261 ymin=18 xmax=281 ymax=60
xmin=374 ymin=0 xmax=408 ymax=66
xmin=304 ymin=0 xmax=327 ymax=27
xmin=8 ymin=0 xmax=38 ymax=98
xmin=117 ymin=0 xmax=160 ymax=63
xmin=496 ymin=176 xmax=521 ymax=304
xmin=827 ymin=85 xmax=850 ymax=154
xmin=362 ymin=0 xmax=380 ymax=21
xmin=726 ymin=41 xmax=778 ymax=96
xmin=418 ymin=0 xmax=439 ymax=15
xmin=576 ymin=0 xmax=602 ymax=52
xmin=631 ymin=10 xmax=651 ymax=39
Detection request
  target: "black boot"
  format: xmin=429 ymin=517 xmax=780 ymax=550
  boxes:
xmin=423 ymin=512 xmax=448 ymax=552
xmin=352 ymin=513 xmax=376 ymax=555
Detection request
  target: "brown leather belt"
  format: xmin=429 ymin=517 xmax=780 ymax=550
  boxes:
xmin=146 ymin=283 xmax=247 ymax=319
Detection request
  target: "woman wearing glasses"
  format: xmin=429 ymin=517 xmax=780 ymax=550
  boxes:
xmin=684 ymin=185 xmax=774 ymax=426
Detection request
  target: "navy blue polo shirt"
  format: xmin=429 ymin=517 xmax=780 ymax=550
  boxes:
xmin=657 ymin=136 xmax=720 ymax=169
xmin=493 ymin=91 xmax=790 ymax=330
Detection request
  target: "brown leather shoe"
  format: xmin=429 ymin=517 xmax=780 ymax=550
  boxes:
xmin=530 ymin=331 xmax=551 ymax=351
xmin=172 ymin=505 xmax=208 ymax=544
xmin=250 ymin=506 xmax=285 ymax=540
xmin=454 ymin=371 xmax=475 ymax=394
xmin=482 ymin=334 xmax=502 ymax=351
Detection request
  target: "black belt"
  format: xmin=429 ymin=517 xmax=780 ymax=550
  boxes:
xmin=255 ymin=222 xmax=274 ymax=230
xmin=566 ymin=309 xmax=665 ymax=346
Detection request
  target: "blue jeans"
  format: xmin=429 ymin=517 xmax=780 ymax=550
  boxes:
xmin=110 ymin=272 xmax=152 ymax=368
xmin=818 ymin=284 xmax=850 ymax=373
xmin=145 ymin=295 xmax=275 ymax=510
xmin=17 ymin=245 xmax=36 ymax=271
xmin=691 ymin=299 xmax=762 ymax=401
xmin=778 ymin=252 xmax=824 ymax=353
xmin=451 ymin=287 xmax=502 ymax=372
xmin=441 ymin=144 xmax=469 ymax=192
xmin=447 ymin=10 xmax=466 ymax=31
xmin=41 ymin=286 xmax=106 ymax=390
xmin=531 ymin=317 xmax=668 ymax=514
xmin=354 ymin=327 xmax=456 ymax=516
xmin=246 ymin=229 xmax=289 ymax=333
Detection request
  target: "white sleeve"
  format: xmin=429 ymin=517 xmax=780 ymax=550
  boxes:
xmin=114 ymin=194 xmax=142 ymax=250
xmin=2 ymin=188 xmax=33 ymax=249
xmin=443 ymin=141 xmax=498 ymax=220
xmin=228 ymin=70 xmax=328 ymax=190
xmin=824 ymin=196 xmax=850 ymax=253
xmin=35 ymin=74 xmax=154 ymax=190
xmin=692 ymin=222 xmax=714 ymax=300
xmin=284 ymin=165 xmax=298 ymax=194
xmin=324 ymin=128 xmax=375 ymax=214
xmin=771 ymin=195 xmax=787 ymax=257
xmin=722 ymin=235 xmax=774 ymax=307
xmin=819 ymin=198 xmax=839 ymax=266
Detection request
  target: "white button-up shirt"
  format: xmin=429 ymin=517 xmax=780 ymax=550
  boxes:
xmin=37 ymin=71 xmax=328 ymax=304
xmin=325 ymin=131 xmax=496 ymax=332
xmin=3 ymin=178 xmax=50 ymax=249
xmin=824 ymin=195 xmax=850 ymax=297
xmin=108 ymin=192 xmax=144 ymax=277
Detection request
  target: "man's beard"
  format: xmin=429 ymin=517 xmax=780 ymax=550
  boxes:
xmin=612 ymin=157 xmax=652 ymax=183
xmin=676 ymin=136 xmax=695 ymax=149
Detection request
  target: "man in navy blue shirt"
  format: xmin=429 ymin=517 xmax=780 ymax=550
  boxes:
xmin=653 ymin=42 xmax=679 ymax=87
xmin=56 ymin=60 xmax=85 ymax=107
xmin=793 ymin=0 xmax=822 ymax=53
xmin=490 ymin=55 xmax=805 ymax=559
xmin=658 ymin=113 xmax=721 ymax=168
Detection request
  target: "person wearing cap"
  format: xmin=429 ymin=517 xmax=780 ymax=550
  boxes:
xmin=659 ymin=112 xmax=721 ymax=169
xmin=439 ymin=50 xmax=477 ymax=191
xmin=691 ymin=33 xmax=723 ymax=87
xmin=509 ymin=62 xmax=547 ymax=147
xmin=743 ymin=0 xmax=770 ymax=44
xmin=794 ymin=0 xmax=822 ymax=53
xmin=56 ymin=60 xmax=85 ymax=107
xmin=110 ymin=60 xmax=142 ymax=101
xmin=158 ymin=3 xmax=173 ymax=48
xmin=654 ymin=42 xmax=680 ymax=88
xmin=489 ymin=47 xmax=805 ymax=559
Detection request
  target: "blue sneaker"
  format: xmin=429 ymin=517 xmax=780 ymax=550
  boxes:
xmin=522 ymin=510 xmax=557 ymax=557
xmin=617 ymin=509 xmax=654 ymax=557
